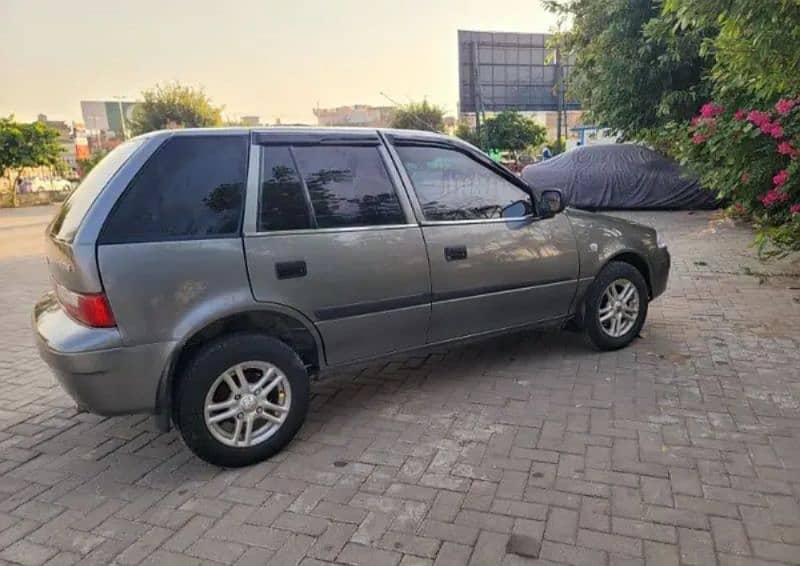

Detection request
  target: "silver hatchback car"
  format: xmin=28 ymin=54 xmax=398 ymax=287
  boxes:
xmin=34 ymin=128 xmax=669 ymax=467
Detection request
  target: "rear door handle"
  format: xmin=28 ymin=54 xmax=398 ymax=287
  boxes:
xmin=275 ymin=260 xmax=307 ymax=280
xmin=445 ymin=246 xmax=468 ymax=261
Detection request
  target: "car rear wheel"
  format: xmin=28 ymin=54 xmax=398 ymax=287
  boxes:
xmin=174 ymin=333 xmax=309 ymax=467
xmin=584 ymin=261 xmax=649 ymax=351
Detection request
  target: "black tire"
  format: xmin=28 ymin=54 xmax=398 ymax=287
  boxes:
xmin=174 ymin=333 xmax=309 ymax=467
xmin=584 ymin=261 xmax=649 ymax=351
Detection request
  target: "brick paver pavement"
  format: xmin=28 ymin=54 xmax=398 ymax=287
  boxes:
xmin=0 ymin=206 xmax=799 ymax=565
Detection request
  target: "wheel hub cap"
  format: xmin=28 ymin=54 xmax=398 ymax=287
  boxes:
xmin=599 ymin=278 xmax=640 ymax=338
xmin=203 ymin=361 xmax=292 ymax=448
xmin=240 ymin=394 xmax=257 ymax=412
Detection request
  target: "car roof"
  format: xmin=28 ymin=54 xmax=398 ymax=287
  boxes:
xmin=139 ymin=126 xmax=453 ymax=142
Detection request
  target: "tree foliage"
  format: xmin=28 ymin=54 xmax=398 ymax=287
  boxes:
xmin=485 ymin=112 xmax=547 ymax=154
xmin=0 ymin=116 xmax=64 ymax=206
xmin=544 ymin=0 xmax=712 ymax=140
xmin=389 ymin=100 xmax=445 ymax=132
xmin=546 ymin=0 xmax=800 ymax=254
xmin=129 ymin=83 xmax=223 ymax=135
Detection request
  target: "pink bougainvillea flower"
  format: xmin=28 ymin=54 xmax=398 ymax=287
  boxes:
xmin=777 ymin=141 xmax=798 ymax=157
xmin=699 ymin=103 xmax=724 ymax=118
xmin=740 ymin=172 xmax=750 ymax=182
xmin=760 ymin=189 xmax=789 ymax=207
xmin=773 ymin=169 xmax=790 ymax=187
xmin=769 ymin=123 xmax=785 ymax=139
xmin=691 ymin=132 xmax=708 ymax=144
xmin=733 ymin=109 xmax=747 ymax=121
xmin=748 ymin=110 xmax=771 ymax=127
xmin=775 ymin=99 xmax=797 ymax=115
xmin=791 ymin=203 xmax=800 ymax=215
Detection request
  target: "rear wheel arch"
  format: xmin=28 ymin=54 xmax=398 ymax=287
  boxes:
xmin=155 ymin=307 xmax=324 ymax=430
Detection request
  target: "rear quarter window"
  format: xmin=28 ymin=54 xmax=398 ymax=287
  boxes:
xmin=99 ymin=135 xmax=249 ymax=244
xmin=49 ymin=137 xmax=146 ymax=242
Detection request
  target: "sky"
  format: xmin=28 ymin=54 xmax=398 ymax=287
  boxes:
xmin=0 ymin=0 xmax=559 ymax=125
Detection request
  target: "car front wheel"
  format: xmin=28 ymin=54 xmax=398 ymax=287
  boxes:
xmin=584 ymin=261 xmax=649 ymax=351
xmin=174 ymin=333 xmax=309 ymax=467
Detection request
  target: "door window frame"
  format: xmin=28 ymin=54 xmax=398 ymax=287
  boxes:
xmin=243 ymin=132 xmax=418 ymax=236
xmin=383 ymin=135 xmax=541 ymax=226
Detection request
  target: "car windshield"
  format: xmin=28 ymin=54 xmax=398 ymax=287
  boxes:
xmin=49 ymin=137 xmax=146 ymax=242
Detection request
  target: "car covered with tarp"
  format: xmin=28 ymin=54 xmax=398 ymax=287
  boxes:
xmin=521 ymin=144 xmax=719 ymax=210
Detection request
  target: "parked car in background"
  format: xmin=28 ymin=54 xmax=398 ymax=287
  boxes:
xmin=17 ymin=176 xmax=74 ymax=194
xmin=33 ymin=128 xmax=670 ymax=467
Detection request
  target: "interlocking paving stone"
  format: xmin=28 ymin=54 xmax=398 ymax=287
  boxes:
xmin=1 ymin=207 xmax=799 ymax=565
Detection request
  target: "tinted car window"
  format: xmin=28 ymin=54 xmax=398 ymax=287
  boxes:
xmin=100 ymin=135 xmax=248 ymax=243
xmin=50 ymin=137 xmax=146 ymax=242
xmin=395 ymin=145 xmax=532 ymax=221
xmin=292 ymin=145 xmax=405 ymax=228
xmin=258 ymin=146 xmax=311 ymax=231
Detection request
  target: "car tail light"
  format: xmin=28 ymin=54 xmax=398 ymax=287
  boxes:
xmin=54 ymin=283 xmax=116 ymax=328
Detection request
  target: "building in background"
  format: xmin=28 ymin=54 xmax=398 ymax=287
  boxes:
xmin=36 ymin=115 xmax=85 ymax=175
xmin=80 ymin=100 xmax=138 ymax=151
xmin=457 ymin=30 xmax=583 ymax=143
xmin=240 ymin=115 xmax=261 ymax=126
xmin=313 ymin=104 xmax=395 ymax=127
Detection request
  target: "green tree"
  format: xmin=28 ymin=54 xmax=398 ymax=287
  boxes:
xmin=664 ymin=0 xmax=800 ymax=255
xmin=129 ymin=83 xmax=223 ymax=135
xmin=484 ymin=112 xmax=547 ymax=157
xmin=389 ymin=100 xmax=445 ymax=132
xmin=0 ymin=116 xmax=64 ymax=207
xmin=544 ymin=0 xmax=713 ymax=143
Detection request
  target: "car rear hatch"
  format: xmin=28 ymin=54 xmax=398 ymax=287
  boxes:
xmin=45 ymin=138 xmax=147 ymax=323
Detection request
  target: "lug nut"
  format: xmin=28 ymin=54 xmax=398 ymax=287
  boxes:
xmin=234 ymin=394 xmax=241 ymax=400
xmin=254 ymin=388 xmax=260 ymax=395
xmin=256 ymin=407 xmax=262 ymax=413
xmin=237 ymin=413 xmax=244 ymax=419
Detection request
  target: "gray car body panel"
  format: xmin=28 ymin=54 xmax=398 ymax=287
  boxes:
xmin=33 ymin=126 xmax=670 ymax=421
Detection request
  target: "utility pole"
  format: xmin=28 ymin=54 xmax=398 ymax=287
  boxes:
xmin=555 ymin=45 xmax=564 ymax=154
xmin=114 ymin=96 xmax=128 ymax=140
xmin=471 ymin=41 xmax=482 ymax=147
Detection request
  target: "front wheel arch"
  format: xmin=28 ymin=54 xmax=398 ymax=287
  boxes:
xmin=607 ymin=251 xmax=652 ymax=299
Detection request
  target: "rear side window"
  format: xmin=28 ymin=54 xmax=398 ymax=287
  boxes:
xmin=257 ymin=144 xmax=406 ymax=230
xmin=50 ymin=137 xmax=146 ymax=242
xmin=258 ymin=146 xmax=311 ymax=232
xmin=99 ymin=135 xmax=248 ymax=244
xmin=293 ymin=145 xmax=405 ymax=228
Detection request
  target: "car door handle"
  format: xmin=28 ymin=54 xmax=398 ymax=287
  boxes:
xmin=275 ymin=260 xmax=307 ymax=280
xmin=444 ymin=246 xmax=468 ymax=261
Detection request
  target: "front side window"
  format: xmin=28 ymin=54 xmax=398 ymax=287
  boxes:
xmin=292 ymin=145 xmax=405 ymax=228
xmin=100 ymin=135 xmax=248 ymax=243
xmin=395 ymin=145 xmax=532 ymax=221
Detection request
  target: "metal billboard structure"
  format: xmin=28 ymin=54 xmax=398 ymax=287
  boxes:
xmin=458 ymin=30 xmax=580 ymax=115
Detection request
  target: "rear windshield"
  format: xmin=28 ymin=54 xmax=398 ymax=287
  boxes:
xmin=49 ymin=137 xmax=146 ymax=242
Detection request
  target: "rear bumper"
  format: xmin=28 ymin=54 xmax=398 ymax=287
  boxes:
xmin=649 ymin=246 xmax=670 ymax=299
xmin=33 ymin=292 xmax=173 ymax=416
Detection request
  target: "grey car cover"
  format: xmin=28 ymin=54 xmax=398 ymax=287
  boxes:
xmin=521 ymin=144 xmax=718 ymax=210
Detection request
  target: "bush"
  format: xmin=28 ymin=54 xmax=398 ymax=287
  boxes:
xmin=678 ymin=100 xmax=800 ymax=256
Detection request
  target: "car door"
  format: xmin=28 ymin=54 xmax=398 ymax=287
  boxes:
xmin=244 ymin=131 xmax=431 ymax=365
xmin=388 ymin=137 xmax=579 ymax=343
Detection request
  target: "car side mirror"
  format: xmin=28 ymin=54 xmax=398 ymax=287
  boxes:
xmin=501 ymin=199 xmax=532 ymax=219
xmin=539 ymin=189 xmax=565 ymax=217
